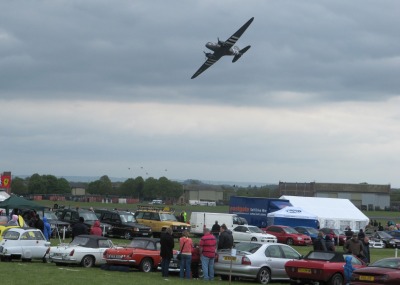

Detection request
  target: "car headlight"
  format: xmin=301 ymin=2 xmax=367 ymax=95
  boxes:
xmin=297 ymin=237 xmax=303 ymax=240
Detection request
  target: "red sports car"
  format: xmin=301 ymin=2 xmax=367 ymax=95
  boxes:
xmin=285 ymin=251 xmax=366 ymax=285
xmin=351 ymin=257 xmax=400 ymax=285
xmin=103 ymin=237 xmax=170 ymax=272
xmin=263 ymin=225 xmax=312 ymax=246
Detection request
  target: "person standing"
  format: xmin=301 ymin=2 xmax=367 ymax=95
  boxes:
xmin=211 ymin=221 xmax=220 ymax=239
xmin=344 ymin=234 xmax=364 ymax=259
xmin=160 ymin=228 xmax=174 ymax=279
xmin=218 ymin=224 xmax=233 ymax=250
xmin=361 ymin=236 xmax=370 ymax=264
xmin=313 ymin=232 xmax=327 ymax=251
xmin=42 ymin=217 xmax=52 ymax=241
xmin=199 ymin=228 xmax=217 ymax=281
xmin=35 ymin=214 xmax=44 ymax=233
xmin=191 ymin=243 xmax=200 ymax=280
xmin=90 ymin=220 xmax=103 ymax=236
xmin=179 ymin=230 xmax=193 ymax=279
xmin=71 ymin=217 xmax=89 ymax=239
xmin=6 ymin=215 xmax=19 ymax=226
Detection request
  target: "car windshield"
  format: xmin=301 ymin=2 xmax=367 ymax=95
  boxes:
xmin=120 ymin=214 xmax=136 ymax=223
xmin=70 ymin=236 xmax=89 ymax=246
xmin=234 ymin=242 xmax=262 ymax=254
xmin=44 ymin=212 xmax=58 ymax=220
xmin=128 ymin=239 xmax=149 ymax=249
xmin=306 ymin=251 xmax=337 ymax=261
xmin=370 ymin=258 xmax=400 ymax=269
xmin=378 ymin=231 xmax=393 ymax=238
xmin=160 ymin=213 xmax=177 ymax=221
xmin=284 ymin=227 xmax=299 ymax=234
xmin=248 ymin=226 xmax=263 ymax=233
xmin=80 ymin=212 xmax=98 ymax=221
xmin=305 ymin=227 xmax=319 ymax=234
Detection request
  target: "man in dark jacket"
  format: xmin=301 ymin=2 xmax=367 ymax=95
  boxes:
xmin=211 ymin=221 xmax=220 ymax=239
xmin=313 ymin=232 xmax=327 ymax=251
xmin=34 ymin=214 xmax=44 ymax=233
xmin=71 ymin=217 xmax=89 ymax=239
xmin=218 ymin=224 xmax=233 ymax=250
xmin=160 ymin=228 xmax=174 ymax=278
xmin=344 ymin=234 xmax=364 ymax=259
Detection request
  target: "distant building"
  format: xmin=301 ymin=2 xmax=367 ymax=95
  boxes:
xmin=181 ymin=184 xmax=224 ymax=204
xmin=279 ymin=182 xmax=390 ymax=210
xmin=71 ymin=187 xmax=86 ymax=196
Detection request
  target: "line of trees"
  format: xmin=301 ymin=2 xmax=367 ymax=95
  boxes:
xmin=10 ymin=174 xmax=183 ymax=201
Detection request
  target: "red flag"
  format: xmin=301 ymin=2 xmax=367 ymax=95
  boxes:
xmin=0 ymin=174 xmax=11 ymax=189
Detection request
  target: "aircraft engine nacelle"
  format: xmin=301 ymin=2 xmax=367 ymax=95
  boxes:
xmin=206 ymin=42 xmax=219 ymax=51
xmin=205 ymin=52 xmax=215 ymax=59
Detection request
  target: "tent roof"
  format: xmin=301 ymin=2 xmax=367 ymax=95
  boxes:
xmin=267 ymin=206 xmax=318 ymax=220
xmin=280 ymin=195 xmax=368 ymax=221
xmin=0 ymin=195 xmax=47 ymax=213
xmin=0 ymin=191 xmax=10 ymax=202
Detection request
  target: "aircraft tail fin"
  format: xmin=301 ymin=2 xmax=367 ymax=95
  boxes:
xmin=232 ymin=45 xmax=251 ymax=63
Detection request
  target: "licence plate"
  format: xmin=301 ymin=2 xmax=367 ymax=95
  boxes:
xmin=223 ymin=256 xmax=237 ymax=261
xmin=142 ymin=233 xmax=148 ymax=236
xmin=359 ymin=276 xmax=374 ymax=281
xmin=298 ymin=268 xmax=311 ymax=274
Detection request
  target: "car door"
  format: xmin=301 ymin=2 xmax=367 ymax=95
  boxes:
xmin=264 ymin=244 xmax=288 ymax=278
xmin=21 ymin=230 xmax=47 ymax=259
xmin=232 ymin=226 xmax=246 ymax=242
xmin=269 ymin=227 xmax=285 ymax=243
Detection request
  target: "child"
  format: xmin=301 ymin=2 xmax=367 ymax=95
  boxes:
xmin=343 ymin=255 xmax=356 ymax=285
xmin=191 ymin=243 xmax=200 ymax=279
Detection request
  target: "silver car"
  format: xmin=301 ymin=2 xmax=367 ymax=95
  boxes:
xmin=214 ymin=242 xmax=302 ymax=284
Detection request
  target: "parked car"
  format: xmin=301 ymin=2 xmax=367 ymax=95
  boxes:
xmin=351 ymin=257 xmax=400 ymax=284
xmin=285 ymin=251 xmax=366 ymax=285
xmin=294 ymin=226 xmax=319 ymax=241
xmin=103 ymin=237 xmax=167 ymax=272
xmin=0 ymin=228 xmax=50 ymax=262
xmin=135 ymin=206 xmax=190 ymax=238
xmin=95 ymin=209 xmax=152 ymax=239
xmin=231 ymin=225 xmax=277 ymax=243
xmin=22 ymin=210 xmax=72 ymax=238
xmin=55 ymin=208 xmax=111 ymax=236
xmin=320 ymin=228 xmax=347 ymax=245
xmin=368 ymin=231 xmax=400 ymax=248
xmin=214 ymin=242 xmax=302 ymax=284
xmin=264 ymin=225 xmax=312 ymax=246
xmin=48 ymin=235 xmax=116 ymax=267
xmin=386 ymin=230 xmax=400 ymax=239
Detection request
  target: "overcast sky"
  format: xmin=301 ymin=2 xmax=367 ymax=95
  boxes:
xmin=1 ymin=1 xmax=400 ymax=187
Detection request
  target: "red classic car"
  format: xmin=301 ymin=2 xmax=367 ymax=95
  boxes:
xmin=285 ymin=251 xmax=366 ymax=285
xmin=351 ymin=257 xmax=400 ymax=285
xmin=263 ymin=225 xmax=312 ymax=246
xmin=103 ymin=237 xmax=170 ymax=272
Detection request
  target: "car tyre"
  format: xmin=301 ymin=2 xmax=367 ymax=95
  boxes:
xmin=139 ymin=258 xmax=153 ymax=272
xmin=286 ymin=238 xmax=294 ymax=245
xmin=251 ymin=237 xmax=257 ymax=241
xmin=256 ymin=267 xmax=271 ymax=284
xmin=124 ymin=231 xmax=132 ymax=240
xmin=329 ymin=273 xmax=343 ymax=285
xmin=81 ymin=255 xmax=95 ymax=268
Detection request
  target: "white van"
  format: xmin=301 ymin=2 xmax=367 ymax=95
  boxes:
xmin=190 ymin=212 xmax=244 ymax=235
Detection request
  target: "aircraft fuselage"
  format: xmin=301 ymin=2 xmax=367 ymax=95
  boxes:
xmin=206 ymin=42 xmax=240 ymax=56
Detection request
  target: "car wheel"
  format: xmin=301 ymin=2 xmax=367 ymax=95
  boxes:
xmin=256 ymin=267 xmax=271 ymax=284
xmin=124 ymin=231 xmax=132 ymax=240
xmin=251 ymin=237 xmax=257 ymax=241
xmin=329 ymin=273 xmax=343 ymax=285
xmin=286 ymin=238 xmax=294 ymax=245
xmin=81 ymin=255 xmax=95 ymax=268
xmin=139 ymin=258 xmax=153 ymax=272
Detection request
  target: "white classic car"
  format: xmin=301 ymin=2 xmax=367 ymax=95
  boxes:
xmin=0 ymin=228 xmax=50 ymax=262
xmin=48 ymin=234 xmax=116 ymax=267
xmin=231 ymin=225 xmax=277 ymax=243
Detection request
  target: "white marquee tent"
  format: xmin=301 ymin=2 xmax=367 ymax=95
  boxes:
xmin=267 ymin=206 xmax=319 ymax=228
xmin=280 ymin=195 xmax=369 ymax=231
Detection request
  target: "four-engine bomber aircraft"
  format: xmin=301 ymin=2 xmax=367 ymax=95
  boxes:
xmin=191 ymin=17 xmax=254 ymax=79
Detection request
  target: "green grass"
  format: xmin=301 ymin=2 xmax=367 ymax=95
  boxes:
xmin=1 ymin=245 xmax=398 ymax=285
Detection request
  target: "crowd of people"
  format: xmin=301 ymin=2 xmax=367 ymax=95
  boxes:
xmin=159 ymin=220 xmax=233 ymax=281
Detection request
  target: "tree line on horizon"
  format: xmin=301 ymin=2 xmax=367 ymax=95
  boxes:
xmin=9 ymin=173 xmax=281 ymax=202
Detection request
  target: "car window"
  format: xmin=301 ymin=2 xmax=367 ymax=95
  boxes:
xmin=235 ymin=242 xmax=262 ymax=253
xmin=146 ymin=242 xmax=156 ymax=250
xmin=4 ymin=230 xmax=20 ymax=240
xmin=71 ymin=212 xmax=80 ymax=221
xmin=268 ymin=227 xmax=279 ymax=233
xmin=344 ymin=254 xmax=363 ymax=266
xmin=151 ymin=213 xmax=160 ymax=221
xmin=265 ymin=245 xmax=283 ymax=258
xmin=135 ymin=212 xmax=144 ymax=219
xmin=63 ymin=211 xmax=71 ymax=221
xmin=234 ymin=226 xmax=245 ymax=232
xmin=142 ymin=212 xmax=152 ymax=220
xmin=280 ymin=245 xmax=300 ymax=259
xmin=98 ymin=239 xmax=111 ymax=248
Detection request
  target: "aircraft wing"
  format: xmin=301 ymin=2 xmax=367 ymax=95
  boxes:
xmin=191 ymin=57 xmax=221 ymax=79
xmin=223 ymin=17 xmax=254 ymax=48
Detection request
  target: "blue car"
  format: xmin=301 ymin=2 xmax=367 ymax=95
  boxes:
xmin=294 ymin=226 xmax=319 ymax=241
